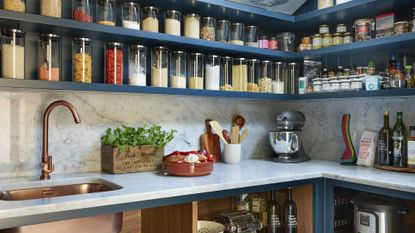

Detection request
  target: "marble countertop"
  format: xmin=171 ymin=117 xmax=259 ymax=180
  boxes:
xmin=0 ymin=160 xmax=415 ymax=224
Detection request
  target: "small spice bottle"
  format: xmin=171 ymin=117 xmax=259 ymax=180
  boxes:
xmin=97 ymin=0 xmax=116 ymax=26
xmin=40 ymin=0 xmax=62 ymax=18
xmin=105 ymin=42 xmax=123 ymax=85
xmin=73 ymin=0 xmax=93 ymax=23
xmin=128 ymin=45 xmax=146 ymax=86
xmin=217 ymin=20 xmax=230 ymax=43
xmin=38 ymin=33 xmax=61 ymax=81
xmin=220 ymin=56 xmax=233 ymax=91
xmin=269 ymin=36 xmax=278 ymax=50
xmin=200 ymin=17 xmax=216 ymax=41
xmin=184 ymin=14 xmax=200 ymax=39
xmin=1 ymin=29 xmax=25 ymax=79
xmin=122 ymin=2 xmax=140 ymax=30
xmin=142 ymin=6 xmax=159 ymax=32
xmin=72 ymin=37 xmax=92 ymax=83
xmin=3 ymin=0 xmax=25 ymax=12
xmin=164 ymin=10 xmax=181 ymax=36
xmin=259 ymin=36 xmax=269 ymax=49
xmin=230 ymin=23 xmax=245 ymax=46
xmin=169 ymin=51 xmax=186 ymax=88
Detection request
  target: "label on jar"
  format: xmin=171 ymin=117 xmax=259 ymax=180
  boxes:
xmin=343 ymin=36 xmax=353 ymax=43
xmin=356 ymin=25 xmax=369 ymax=34
xmin=313 ymin=38 xmax=322 ymax=48
xmin=408 ymin=141 xmax=415 ymax=166
xmin=323 ymin=37 xmax=332 ymax=47
xmin=337 ymin=25 xmax=347 ymax=33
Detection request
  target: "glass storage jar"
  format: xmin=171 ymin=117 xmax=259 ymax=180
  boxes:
xmin=288 ymin=62 xmax=299 ymax=94
xmin=1 ymin=29 xmax=25 ymax=79
xmin=169 ymin=50 xmax=186 ymax=88
xmin=40 ymin=0 xmax=62 ymax=18
xmin=217 ymin=20 xmax=230 ymax=43
xmin=230 ymin=23 xmax=245 ymax=45
xmin=276 ymin=32 xmax=295 ymax=52
xmin=3 ymin=0 xmax=25 ymax=12
xmin=336 ymin=24 xmax=347 ymax=33
xmin=201 ymin=17 xmax=216 ymax=41
xmin=322 ymin=33 xmax=332 ymax=47
xmin=73 ymin=0 xmax=92 ymax=23
xmin=164 ymin=10 xmax=181 ymax=36
xmin=142 ymin=6 xmax=159 ymax=32
xmin=259 ymin=60 xmax=272 ymax=93
xmin=151 ymin=46 xmax=168 ymax=87
xmin=273 ymin=62 xmax=286 ymax=94
xmin=318 ymin=0 xmax=333 ymax=10
xmin=72 ymin=37 xmax=92 ymax=83
xmin=184 ymin=14 xmax=200 ymax=39
xmin=128 ymin=44 xmax=146 ymax=86
xmin=187 ymin=53 xmax=204 ymax=89
xmin=258 ymin=36 xmax=269 ymax=49
xmin=343 ymin=32 xmax=353 ymax=43
xmin=105 ymin=42 xmax=123 ymax=85
xmin=312 ymin=34 xmax=322 ymax=49
xmin=247 ymin=59 xmax=259 ymax=93
xmin=353 ymin=18 xmax=374 ymax=41
xmin=332 ymin=33 xmax=343 ymax=45
xmin=319 ymin=24 xmax=329 ymax=34
xmin=269 ymin=37 xmax=277 ymax=50
xmin=122 ymin=2 xmax=140 ymax=30
xmin=38 ymin=33 xmax=60 ymax=81
xmin=97 ymin=0 xmax=115 ymax=26
xmin=205 ymin=55 xmax=220 ymax=90
xmin=232 ymin=58 xmax=248 ymax=91
xmin=220 ymin=56 xmax=233 ymax=91
xmin=245 ymin=25 xmax=258 ymax=47
xmin=394 ymin=21 xmax=410 ymax=35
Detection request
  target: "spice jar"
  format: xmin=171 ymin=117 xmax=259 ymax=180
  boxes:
xmin=105 ymin=42 xmax=123 ymax=85
xmin=38 ymin=33 xmax=60 ymax=81
xmin=40 ymin=0 xmax=62 ymax=18
xmin=313 ymin=80 xmax=322 ymax=92
xmin=276 ymin=32 xmax=295 ymax=52
xmin=312 ymin=34 xmax=322 ymax=49
xmin=353 ymin=18 xmax=374 ymax=41
xmin=258 ymin=36 xmax=269 ymax=49
xmin=184 ymin=14 xmax=200 ymax=39
xmin=343 ymin=32 xmax=353 ymax=44
xmin=1 ymin=29 xmax=25 ymax=79
xmin=73 ymin=0 xmax=92 ymax=23
xmin=151 ymin=46 xmax=168 ymax=87
xmin=332 ymin=33 xmax=343 ymax=45
xmin=269 ymin=37 xmax=277 ymax=50
xmin=322 ymin=33 xmax=332 ymax=47
xmin=122 ymin=2 xmax=140 ymax=30
xmin=169 ymin=51 xmax=186 ymax=88
xmin=97 ymin=0 xmax=115 ymax=26
xmin=259 ymin=60 xmax=272 ymax=93
xmin=3 ymin=0 xmax=25 ymax=12
xmin=336 ymin=24 xmax=347 ymax=33
xmin=128 ymin=45 xmax=146 ymax=86
xmin=318 ymin=0 xmax=333 ymax=10
xmin=247 ymin=59 xmax=259 ymax=93
xmin=340 ymin=79 xmax=351 ymax=90
xmin=142 ymin=6 xmax=159 ymax=32
xmin=231 ymin=23 xmax=245 ymax=46
xmin=319 ymin=24 xmax=330 ymax=34
xmin=394 ymin=21 xmax=410 ymax=34
xmin=220 ymin=56 xmax=233 ymax=91
xmin=245 ymin=25 xmax=258 ymax=47
xmin=322 ymin=80 xmax=330 ymax=92
xmin=351 ymin=78 xmax=363 ymax=89
xmin=273 ymin=62 xmax=286 ymax=94
xmin=164 ymin=10 xmax=181 ymax=36
xmin=201 ymin=17 xmax=216 ymax=41
xmin=217 ymin=20 xmax=230 ymax=43
xmin=368 ymin=61 xmax=376 ymax=75
xmin=205 ymin=55 xmax=220 ymax=90
xmin=72 ymin=37 xmax=92 ymax=83
xmin=232 ymin=58 xmax=248 ymax=91
xmin=187 ymin=53 xmax=204 ymax=89
xmin=330 ymin=80 xmax=340 ymax=91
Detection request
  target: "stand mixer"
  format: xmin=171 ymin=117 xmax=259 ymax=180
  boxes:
xmin=269 ymin=111 xmax=310 ymax=163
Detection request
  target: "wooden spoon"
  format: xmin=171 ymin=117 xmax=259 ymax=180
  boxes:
xmin=209 ymin=121 xmax=228 ymax=144
xmin=222 ymin=130 xmax=231 ymax=144
xmin=232 ymin=114 xmax=246 ymax=130
xmin=239 ymin=129 xmax=249 ymax=143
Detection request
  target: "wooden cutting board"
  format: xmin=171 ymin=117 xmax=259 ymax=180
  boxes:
xmin=200 ymin=119 xmax=221 ymax=162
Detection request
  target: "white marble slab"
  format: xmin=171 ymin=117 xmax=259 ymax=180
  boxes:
xmin=0 ymin=160 xmax=414 ymax=221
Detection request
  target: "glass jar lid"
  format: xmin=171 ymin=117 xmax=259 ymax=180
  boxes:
xmin=234 ymin=58 xmax=246 ymax=62
xmin=40 ymin=33 xmax=60 ymax=40
xmin=106 ymin=42 xmax=123 ymax=48
xmin=232 ymin=22 xmax=244 ymax=26
xmin=2 ymin=28 xmax=25 ymax=36
xmin=143 ymin=6 xmax=158 ymax=11
xmin=185 ymin=13 xmax=200 ymax=19
xmin=171 ymin=50 xmax=185 ymax=54
xmin=130 ymin=44 xmax=146 ymax=50
xmin=153 ymin=46 xmax=168 ymax=51
xmin=123 ymin=2 xmax=139 ymax=7
xmin=218 ymin=20 xmax=230 ymax=24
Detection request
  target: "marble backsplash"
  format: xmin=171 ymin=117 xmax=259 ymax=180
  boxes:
xmin=1 ymin=89 xmax=415 ymax=178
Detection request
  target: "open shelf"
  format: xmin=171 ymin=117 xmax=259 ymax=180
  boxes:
xmin=294 ymin=89 xmax=415 ymax=100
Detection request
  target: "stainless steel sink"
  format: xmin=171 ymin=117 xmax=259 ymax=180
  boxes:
xmin=0 ymin=179 xmax=124 ymax=233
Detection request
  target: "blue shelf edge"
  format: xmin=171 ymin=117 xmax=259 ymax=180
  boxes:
xmin=294 ymin=89 xmax=415 ymax=100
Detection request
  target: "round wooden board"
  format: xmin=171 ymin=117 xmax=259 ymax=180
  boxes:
xmin=374 ymin=164 xmax=415 ymax=173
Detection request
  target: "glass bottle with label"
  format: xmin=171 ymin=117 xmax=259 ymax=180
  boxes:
xmin=392 ymin=111 xmax=408 ymax=168
xmin=250 ymin=193 xmax=267 ymax=233
xmin=408 ymin=126 xmax=415 ymax=169
xmin=377 ymin=111 xmax=393 ymax=166
xmin=284 ymin=188 xmax=297 ymax=233
xmin=267 ymin=191 xmax=281 ymax=233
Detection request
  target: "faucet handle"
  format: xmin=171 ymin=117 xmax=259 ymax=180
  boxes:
xmin=42 ymin=156 xmax=55 ymax=173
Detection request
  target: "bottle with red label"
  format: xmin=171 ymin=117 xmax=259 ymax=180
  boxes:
xmin=105 ymin=42 xmax=123 ymax=85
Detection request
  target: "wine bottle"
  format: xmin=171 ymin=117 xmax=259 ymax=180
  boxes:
xmin=377 ymin=111 xmax=393 ymax=166
xmin=267 ymin=191 xmax=281 ymax=233
xmin=284 ymin=188 xmax=297 ymax=233
xmin=392 ymin=111 xmax=408 ymax=167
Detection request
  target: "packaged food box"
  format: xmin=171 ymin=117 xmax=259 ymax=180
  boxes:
xmin=376 ymin=12 xmax=395 ymax=38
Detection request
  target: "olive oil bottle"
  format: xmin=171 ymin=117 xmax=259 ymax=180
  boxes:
xmin=377 ymin=111 xmax=393 ymax=165
xmin=267 ymin=191 xmax=282 ymax=233
xmin=392 ymin=111 xmax=408 ymax=167
xmin=284 ymin=187 xmax=297 ymax=233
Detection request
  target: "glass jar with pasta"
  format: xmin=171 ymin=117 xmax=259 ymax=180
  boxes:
xmin=72 ymin=37 xmax=92 ymax=83
xmin=3 ymin=0 xmax=25 ymax=12
xmin=40 ymin=0 xmax=62 ymax=18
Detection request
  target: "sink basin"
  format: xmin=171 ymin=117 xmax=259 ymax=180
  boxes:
xmin=0 ymin=179 xmax=123 ymax=233
xmin=0 ymin=179 xmax=122 ymax=201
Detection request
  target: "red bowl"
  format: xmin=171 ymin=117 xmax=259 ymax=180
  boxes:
xmin=163 ymin=161 xmax=213 ymax=176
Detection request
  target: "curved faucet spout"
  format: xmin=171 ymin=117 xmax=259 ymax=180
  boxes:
xmin=41 ymin=100 xmax=81 ymax=180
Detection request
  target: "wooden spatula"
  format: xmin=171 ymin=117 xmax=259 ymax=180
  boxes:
xmin=209 ymin=121 xmax=228 ymax=144
xmin=231 ymin=126 xmax=240 ymax=144
xmin=239 ymin=129 xmax=249 ymax=143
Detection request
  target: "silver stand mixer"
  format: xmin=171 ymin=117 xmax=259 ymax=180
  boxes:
xmin=269 ymin=111 xmax=310 ymax=163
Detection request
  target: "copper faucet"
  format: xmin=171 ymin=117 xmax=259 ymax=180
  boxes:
xmin=41 ymin=100 xmax=81 ymax=180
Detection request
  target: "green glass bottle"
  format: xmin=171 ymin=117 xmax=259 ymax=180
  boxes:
xmin=377 ymin=111 xmax=393 ymax=166
xmin=392 ymin=111 xmax=408 ymax=167
xmin=267 ymin=191 xmax=281 ymax=233
xmin=284 ymin=187 xmax=297 ymax=233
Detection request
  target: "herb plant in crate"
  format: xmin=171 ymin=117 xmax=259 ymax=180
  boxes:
xmin=101 ymin=125 xmax=176 ymax=174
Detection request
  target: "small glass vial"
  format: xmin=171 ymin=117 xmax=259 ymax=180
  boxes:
xmin=233 ymin=58 xmax=248 ymax=91
xmin=245 ymin=25 xmax=258 ymax=47
xmin=151 ymin=46 xmax=168 ymax=87
xmin=258 ymin=36 xmax=269 ymax=49
xmin=38 ymin=33 xmax=61 ymax=81
xmin=40 ymin=0 xmax=62 ymax=18
xmin=97 ymin=0 xmax=115 ymax=26
xmin=220 ymin=56 xmax=233 ymax=91
xmin=201 ymin=17 xmax=216 ymax=41
xmin=170 ymin=50 xmax=186 ymax=88
xmin=231 ymin=23 xmax=245 ymax=46
xmin=122 ymin=2 xmax=140 ymax=30
xmin=3 ymin=0 xmax=25 ymax=12
xmin=217 ymin=20 xmax=230 ymax=43
xmin=273 ymin=62 xmax=286 ymax=94
xmin=187 ymin=53 xmax=204 ymax=89
xmin=105 ymin=42 xmax=123 ymax=85
xmin=259 ymin=60 xmax=273 ymax=93
xmin=164 ymin=10 xmax=181 ymax=36
xmin=72 ymin=37 xmax=92 ymax=83
xmin=1 ymin=29 xmax=25 ymax=79
xmin=205 ymin=55 xmax=220 ymax=90
xmin=142 ymin=6 xmax=159 ymax=32
xmin=128 ymin=45 xmax=146 ymax=86
xmin=247 ymin=59 xmax=259 ymax=93
xmin=184 ymin=14 xmax=200 ymax=39
xmin=73 ymin=0 xmax=93 ymax=23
